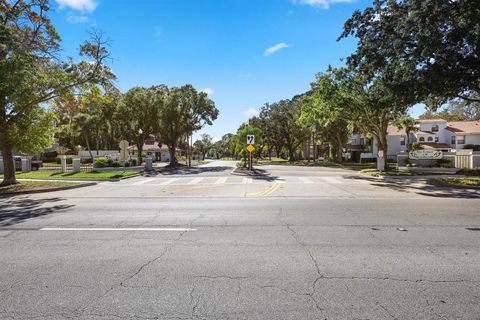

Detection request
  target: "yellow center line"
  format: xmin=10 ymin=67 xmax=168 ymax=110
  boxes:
xmin=246 ymin=183 xmax=280 ymax=197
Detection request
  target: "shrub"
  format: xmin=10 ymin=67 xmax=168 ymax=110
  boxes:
xmin=111 ymin=161 xmax=122 ymax=167
xmin=93 ymin=157 xmax=108 ymax=168
xmin=411 ymin=142 xmax=424 ymax=151
xmin=436 ymin=158 xmax=454 ymax=168
xmin=129 ymin=158 xmax=138 ymax=166
xmin=463 ymin=144 xmax=480 ymax=151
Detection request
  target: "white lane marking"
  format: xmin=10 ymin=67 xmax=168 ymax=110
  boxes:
xmin=187 ymin=177 xmax=204 ymax=185
xmin=159 ymin=178 xmax=180 ymax=186
xmin=215 ymin=177 xmax=228 ymax=184
xmin=298 ymin=177 xmax=314 ymax=184
xmin=132 ymin=179 xmax=152 ymax=186
xmin=242 ymin=178 xmax=253 ymax=184
xmin=319 ymin=177 xmax=343 ymax=184
xmin=41 ymin=227 xmax=196 ymax=231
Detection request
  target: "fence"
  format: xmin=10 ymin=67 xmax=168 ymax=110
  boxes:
xmin=40 ymin=162 xmax=93 ymax=173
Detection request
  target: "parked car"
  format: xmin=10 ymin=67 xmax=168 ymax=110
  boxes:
xmin=14 ymin=156 xmax=43 ymax=171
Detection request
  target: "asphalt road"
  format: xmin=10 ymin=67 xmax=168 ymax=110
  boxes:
xmin=1 ymin=161 xmax=479 ymax=319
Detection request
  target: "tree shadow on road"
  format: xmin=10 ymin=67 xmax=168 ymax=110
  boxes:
xmin=343 ymin=175 xmax=480 ymax=199
xmin=0 ymin=197 xmax=74 ymax=228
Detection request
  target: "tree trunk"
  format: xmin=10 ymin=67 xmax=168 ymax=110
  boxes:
xmin=288 ymin=148 xmax=295 ymax=162
xmin=0 ymin=144 xmax=17 ymax=186
xmin=168 ymin=146 xmax=177 ymax=166
xmin=405 ymin=129 xmax=411 ymax=152
xmin=137 ymin=143 xmax=143 ymax=166
xmin=84 ymin=131 xmax=93 ymax=161
xmin=336 ymin=135 xmax=344 ymax=163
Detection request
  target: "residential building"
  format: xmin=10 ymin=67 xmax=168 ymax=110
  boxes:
xmin=364 ymin=119 xmax=480 ymax=159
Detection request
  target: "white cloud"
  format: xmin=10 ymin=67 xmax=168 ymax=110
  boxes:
xmin=66 ymin=13 xmax=90 ymax=24
xmin=243 ymin=108 xmax=259 ymax=117
xmin=292 ymin=0 xmax=355 ymax=9
xmin=55 ymin=0 xmax=97 ymax=12
xmin=264 ymin=42 xmax=291 ymax=56
xmin=201 ymin=88 xmax=214 ymax=96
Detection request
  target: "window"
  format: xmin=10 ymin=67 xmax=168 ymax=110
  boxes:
xmin=350 ymin=139 xmax=357 ymax=145
xmin=431 ymin=125 xmax=439 ymax=132
xmin=427 ymin=137 xmax=433 ymax=142
xmin=451 ymin=136 xmax=456 ymax=145
xmin=419 ymin=137 xmax=425 ymax=142
xmin=435 ymin=137 xmax=439 ymax=142
xmin=457 ymin=135 xmax=465 ymax=144
xmin=400 ymin=136 xmax=406 ymax=146
xmin=360 ymin=138 xmax=365 ymax=145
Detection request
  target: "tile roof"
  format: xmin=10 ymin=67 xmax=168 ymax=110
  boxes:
xmin=420 ymin=142 xmax=452 ymax=150
xmin=387 ymin=125 xmax=406 ymax=136
xmin=445 ymin=120 xmax=480 ymax=134
xmin=418 ymin=119 xmax=447 ymax=123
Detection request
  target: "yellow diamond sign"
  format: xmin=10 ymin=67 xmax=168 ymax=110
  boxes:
xmin=246 ymin=144 xmax=255 ymax=153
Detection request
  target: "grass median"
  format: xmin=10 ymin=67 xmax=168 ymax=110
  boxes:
xmin=0 ymin=170 xmax=139 ymax=180
xmin=0 ymin=181 xmax=81 ymax=195
xmin=429 ymin=177 xmax=480 ymax=187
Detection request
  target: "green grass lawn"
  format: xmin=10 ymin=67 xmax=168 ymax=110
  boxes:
xmin=360 ymin=168 xmax=414 ymax=177
xmin=0 ymin=170 xmax=139 ymax=180
xmin=430 ymin=177 xmax=480 ymax=187
xmin=0 ymin=181 xmax=80 ymax=194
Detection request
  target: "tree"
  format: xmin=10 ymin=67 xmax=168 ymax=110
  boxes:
xmin=419 ymin=94 xmax=480 ymax=121
xmin=193 ymin=134 xmax=213 ymax=160
xmin=232 ymin=126 xmax=262 ymax=166
xmin=394 ymin=116 xmax=419 ymax=152
xmin=258 ymin=98 xmax=309 ymax=162
xmin=336 ymin=68 xmax=411 ymax=168
xmin=0 ymin=1 xmax=112 ymax=185
xmin=158 ymin=85 xmax=218 ymax=166
xmin=116 ymin=86 xmax=163 ymax=165
xmin=299 ymin=71 xmax=352 ymax=162
xmin=339 ymin=0 xmax=480 ymax=106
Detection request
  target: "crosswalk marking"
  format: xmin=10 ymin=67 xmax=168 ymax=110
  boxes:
xmin=215 ymin=177 xmax=228 ymax=184
xmin=318 ymin=177 xmax=343 ymax=184
xmin=187 ymin=177 xmax=204 ymax=185
xmin=242 ymin=178 xmax=253 ymax=184
xmin=127 ymin=175 xmax=372 ymax=187
xmin=159 ymin=178 xmax=180 ymax=186
xmin=132 ymin=179 xmax=152 ymax=186
xmin=298 ymin=177 xmax=314 ymax=184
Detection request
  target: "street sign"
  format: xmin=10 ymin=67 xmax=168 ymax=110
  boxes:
xmin=246 ymin=135 xmax=255 ymax=145
xmin=119 ymin=140 xmax=129 ymax=161
xmin=246 ymin=144 xmax=255 ymax=153
xmin=409 ymin=150 xmax=443 ymax=160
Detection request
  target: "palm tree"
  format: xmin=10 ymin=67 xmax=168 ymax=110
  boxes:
xmin=394 ymin=116 xmax=419 ymax=152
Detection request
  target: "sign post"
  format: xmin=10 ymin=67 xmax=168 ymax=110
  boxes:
xmin=246 ymin=135 xmax=255 ymax=172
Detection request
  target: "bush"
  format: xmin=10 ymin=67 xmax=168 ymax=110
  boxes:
xmin=81 ymin=158 xmax=93 ymax=164
xmin=436 ymin=158 xmax=455 ymax=168
xmin=129 ymin=158 xmax=138 ymax=166
xmin=93 ymin=157 xmax=108 ymax=168
xmin=464 ymin=144 xmax=480 ymax=151
xmin=111 ymin=161 xmax=122 ymax=168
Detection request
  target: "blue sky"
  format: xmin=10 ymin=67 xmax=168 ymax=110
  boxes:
xmin=50 ymin=0 xmax=426 ymax=141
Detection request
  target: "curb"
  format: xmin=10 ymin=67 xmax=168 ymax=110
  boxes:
xmin=229 ymin=168 xmax=271 ymax=177
xmin=0 ymin=182 xmax=97 ymax=197
xmin=15 ymin=173 xmax=141 ymax=183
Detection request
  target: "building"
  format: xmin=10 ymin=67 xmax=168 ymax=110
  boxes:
xmin=128 ymin=136 xmax=180 ymax=162
xmin=358 ymin=119 xmax=480 ymax=160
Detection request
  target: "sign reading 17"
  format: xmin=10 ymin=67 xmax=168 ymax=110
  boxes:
xmin=246 ymin=135 xmax=255 ymax=145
